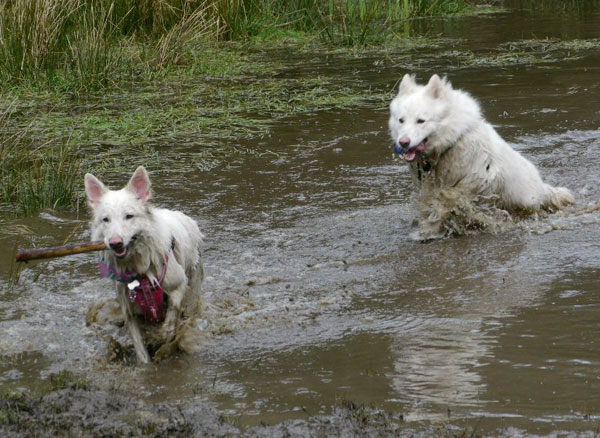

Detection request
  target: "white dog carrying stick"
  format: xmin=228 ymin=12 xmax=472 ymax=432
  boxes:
xmin=84 ymin=166 xmax=204 ymax=364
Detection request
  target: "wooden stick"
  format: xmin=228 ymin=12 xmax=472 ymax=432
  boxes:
xmin=16 ymin=241 xmax=107 ymax=263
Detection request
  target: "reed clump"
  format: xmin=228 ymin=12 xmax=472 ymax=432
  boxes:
xmin=0 ymin=105 xmax=82 ymax=216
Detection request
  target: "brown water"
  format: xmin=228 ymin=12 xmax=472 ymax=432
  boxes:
xmin=2 ymin=1 xmax=600 ymax=435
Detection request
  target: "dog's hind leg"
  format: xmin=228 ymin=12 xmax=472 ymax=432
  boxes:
xmin=116 ymin=284 xmax=151 ymax=364
xmin=184 ymin=260 xmax=204 ymax=318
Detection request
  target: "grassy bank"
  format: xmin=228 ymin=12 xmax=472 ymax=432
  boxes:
xmin=0 ymin=0 xmax=477 ymax=91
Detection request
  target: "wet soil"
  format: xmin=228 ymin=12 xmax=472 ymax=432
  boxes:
xmin=1 ymin=386 xmax=411 ymax=438
xmin=2 ymin=1 xmax=600 ymax=436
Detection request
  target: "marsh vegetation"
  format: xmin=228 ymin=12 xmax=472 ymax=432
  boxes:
xmin=1 ymin=1 xmax=599 ymax=216
xmin=0 ymin=0 xmax=485 ymax=215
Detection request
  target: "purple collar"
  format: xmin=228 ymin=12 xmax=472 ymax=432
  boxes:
xmin=98 ymin=253 xmax=169 ymax=285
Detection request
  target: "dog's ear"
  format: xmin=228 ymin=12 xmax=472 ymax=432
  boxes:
xmin=126 ymin=166 xmax=152 ymax=203
xmin=398 ymin=73 xmax=417 ymax=95
xmin=425 ymin=74 xmax=449 ymax=99
xmin=84 ymin=173 xmax=108 ymax=208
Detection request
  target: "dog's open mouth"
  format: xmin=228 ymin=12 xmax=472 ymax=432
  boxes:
xmin=111 ymin=235 xmax=137 ymax=259
xmin=113 ymin=247 xmax=128 ymax=259
xmin=404 ymin=139 xmax=427 ymax=163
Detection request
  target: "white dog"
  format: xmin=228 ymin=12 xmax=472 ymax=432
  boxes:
xmin=85 ymin=166 xmax=204 ymax=364
xmin=389 ymin=74 xmax=575 ymax=239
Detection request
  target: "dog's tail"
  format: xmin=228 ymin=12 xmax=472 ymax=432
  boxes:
xmin=544 ymin=185 xmax=576 ymax=211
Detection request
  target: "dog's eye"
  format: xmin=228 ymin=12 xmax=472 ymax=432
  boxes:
xmin=399 ymin=118 xmax=404 ymax=124
xmin=102 ymin=217 xmax=110 ymax=223
xmin=125 ymin=214 xmax=134 ymax=220
xmin=417 ymin=118 xmax=425 ymax=124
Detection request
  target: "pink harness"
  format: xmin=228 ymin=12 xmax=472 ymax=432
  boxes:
xmin=98 ymin=254 xmax=169 ymax=324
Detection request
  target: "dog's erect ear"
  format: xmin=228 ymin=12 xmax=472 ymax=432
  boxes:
xmin=126 ymin=166 xmax=152 ymax=203
xmin=398 ymin=73 xmax=417 ymax=95
xmin=84 ymin=173 xmax=108 ymax=208
xmin=425 ymin=74 xmax=450 ymax=99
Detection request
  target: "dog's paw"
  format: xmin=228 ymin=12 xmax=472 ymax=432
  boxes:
xmin=158 ymin=323 xmax=176 ymax=344
xmin=410 ymin=229 xmax=442 ymax=242
xmin=153 ymin=340 xmax=178 ymax=362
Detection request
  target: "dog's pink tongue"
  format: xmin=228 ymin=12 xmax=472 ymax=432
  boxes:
xmin=403 ymin=142 xmax=426 ymax=163
xmin=404 ymin=149 xmax=417 ymax=162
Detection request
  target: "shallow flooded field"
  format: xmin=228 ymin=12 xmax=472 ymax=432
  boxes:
xmin=2 ymin=1 xmax=600 ymax=436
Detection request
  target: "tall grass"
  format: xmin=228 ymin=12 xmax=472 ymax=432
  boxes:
xmin=67 ymin=2 xmax=120 ymax=89
xmin=155 ymin=1 xmax=219 ymax=68
xmin=210 ymin=1 xmax=473 ymax=45
xmin=0 ymin=0 xmax=220 ymax=89
xmin=0 ymin=0 xmax=78 ymax=82
xmin=0 ymin=0 xmax=119 ymax=89
xmin=0 ymin=106 xmax=82 ymax=216
xmin=315 ymin=0 xmax=390 ymax=46
xmin=0 ymin=1 xmax=474 ymax=90
xmin=308 ymin=0 xmax=472 ymax=45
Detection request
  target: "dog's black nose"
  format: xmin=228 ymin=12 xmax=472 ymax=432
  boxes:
xmin=109 ymin=241 xmax=124 ymax=251
xmin=399 ymin=138 xmax=410 ymax=148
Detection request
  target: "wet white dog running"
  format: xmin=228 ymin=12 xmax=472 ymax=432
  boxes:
xmin=85 ymin=166 xmax=204 ymax=364
xmin=388 ymin=74 xmax=575 ymax=239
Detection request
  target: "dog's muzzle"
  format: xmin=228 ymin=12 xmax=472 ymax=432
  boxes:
xmin=393 ymin=138 xmax=427 ymax=163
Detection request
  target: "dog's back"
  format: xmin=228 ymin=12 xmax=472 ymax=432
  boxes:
xmin=153 ymin=207 xmax=204 ymax=291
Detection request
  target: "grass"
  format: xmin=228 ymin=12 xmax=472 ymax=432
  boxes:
xmin=0 ymin=1 xmax=480 ymax=92
xmin=48 ymin=370 xmax=90 ymax=391
xmin=0 ymin=390 xmax=27 ymax=426
xmin=455 ymin=37 xmax=600 ymax=68
xmin=0 ymin=106 xmax=82 ymax=216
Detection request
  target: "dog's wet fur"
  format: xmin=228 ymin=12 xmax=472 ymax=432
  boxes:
xmin=389 ymin=74 xmax=575 ymax=239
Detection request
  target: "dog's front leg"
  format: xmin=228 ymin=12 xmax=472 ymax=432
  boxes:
xmin=152 ymin=284 xmax=185 ymax=362
xmin=116 ymin=283 xmax=150 ymax=364
xmin=161 ymin=284 xmax=186 ymax=342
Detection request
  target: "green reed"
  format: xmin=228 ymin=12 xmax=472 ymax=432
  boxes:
xmin=0 ymin=106 xmax=82 ymax=216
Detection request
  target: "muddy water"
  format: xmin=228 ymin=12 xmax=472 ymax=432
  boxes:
xmin=3 ymin=1 xmax=600 ymax=435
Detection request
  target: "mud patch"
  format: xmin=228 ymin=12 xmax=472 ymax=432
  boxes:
xmin=1 ymin=384 xmax=476 ymax=438
xmin=0 ymin=381 xmax=411 ymax=438
xmin=0 ymin=387 xmax=221 ymax=438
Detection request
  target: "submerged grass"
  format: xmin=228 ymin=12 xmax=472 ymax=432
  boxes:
xmin=457 ymin=37 xmax=600 ymax=68
xmin=2 ymin=30 xmax=600 ymax=216
xmin=0 ymin=41 xmax=390 ymax=215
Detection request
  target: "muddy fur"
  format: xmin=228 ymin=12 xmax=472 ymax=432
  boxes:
xmin=85 ymin=166 xmax=204 ymax=364
xmin=389 ymin=74 xmax=575 ymax=240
